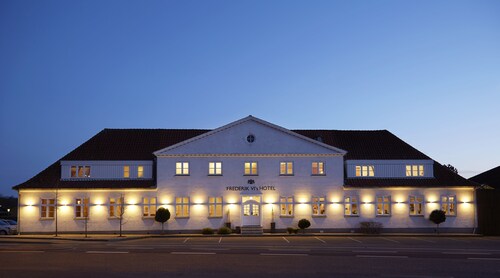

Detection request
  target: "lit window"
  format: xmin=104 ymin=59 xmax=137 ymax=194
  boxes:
xmin=123 ymin=166 xmax=130 ymax=178
xmin=244 ymin=162 xmax=258 ymax=175
xmin=312 ymin=197 xmax=326 ymax=216
xmin=355 ymin=165 xmax=375 ymax=177
xmin=40 ymin=199 xmax=55 ymax=219
xmin=312 ymin=162 xmax=325 ymax=175
xmin=175 ymin=197 xmax=190 ymax=217
xmin=280 ymin=196 xmax=294 ymax=216
xmin=209 ymin=162 xmax=222 ymax=176
xmin=406 ymin=165 xmax=424 ymax=177
xmin=143 ymin=197 xmax=156 ymax=217
xmin=243 ymin=203 xmax=259 ymax=216
xmin=344 ymin=196 xmax=359 ymax=216
xmin=176 ymin=162 xmax=189 ymax=175
xmin=441 ymin=195 xmax=457 ymax=216
xmin=409 ymin=196 xmax=424 ymax=216
xmin=138 ymin=166 xmax=144 ymax=178
xmin=109 ymin=197 xmax=123 ymax=218
xmin=376 ymin=196 xmax=391 ymax=216
xmin=75 ymin=198 xmax=89 ymax=218
xmin=208 ymin=197 xmax=223 ymax=217
xmin=71 ymin=166 xmax=90 ymax=178
xmin=280 ymin=162 xmax=293 ymax=175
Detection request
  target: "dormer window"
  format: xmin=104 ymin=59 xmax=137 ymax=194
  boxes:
xmin=355 ymin=165 xmax=374 ymax=177
xmin=123 ymin=166 xmax=130 ymax=178
xmin=70 ymin=166 xmax=91 ymax=178
xmin=406 ymin=165 xmax=424 ymax=177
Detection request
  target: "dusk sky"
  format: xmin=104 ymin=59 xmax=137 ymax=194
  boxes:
xmin=1 ymin=0 xmax=499 ymax=197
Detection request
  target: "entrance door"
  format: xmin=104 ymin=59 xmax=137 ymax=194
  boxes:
xmin=241 ymin=197 xmax=261 ymax=226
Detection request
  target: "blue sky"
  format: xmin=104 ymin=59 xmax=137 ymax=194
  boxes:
xmin=1 ymin=0 xmax=499 ymax=196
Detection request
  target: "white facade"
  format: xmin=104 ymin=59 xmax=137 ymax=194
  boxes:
xmin=16 ymin=116 xmax=476 ymax=234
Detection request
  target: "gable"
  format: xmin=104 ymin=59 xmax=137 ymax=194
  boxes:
xmin=154 ymin=116 xmax=346 ymax=156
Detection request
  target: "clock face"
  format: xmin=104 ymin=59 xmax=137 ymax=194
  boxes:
xmin=246 ymin=134 xmax=255 ymax=143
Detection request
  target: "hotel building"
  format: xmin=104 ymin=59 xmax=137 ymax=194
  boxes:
xmin=13 ymin=116 xmax=477 ymax=234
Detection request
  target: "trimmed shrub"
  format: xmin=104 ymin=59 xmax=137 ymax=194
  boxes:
xmin=202 ymin=227 xmax=214 ymax=235
xmin=217 ymin=226 xmax=232 ymax=235
xmin=360 ymin=221 xmax=383 ymax=234
xmin=429 ymin=209 xmax=446 ymax=234
xmin=287 ymin=227 xmax=294 ymax=234
xmin=298 ymin=219 xmax=311 ymax=232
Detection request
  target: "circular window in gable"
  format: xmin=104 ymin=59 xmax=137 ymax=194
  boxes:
xmin=246 ymin=134 xmax=255 ymax=143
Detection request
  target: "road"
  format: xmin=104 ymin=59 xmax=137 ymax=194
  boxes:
xmin=1 ymin=236 xmax=500 ymax=277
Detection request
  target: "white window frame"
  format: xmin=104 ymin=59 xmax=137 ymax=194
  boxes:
xmin=143 ymin=197 xmax=157 ymax=217
xmin=244 ymin=162 xmax=258 ymax=175
xmin=175 ymin=197 xmax=190 ymax=218
xmin=40 ymin=198 xmax=55 ymax=219
xmin=312 ymin=196 xmax=326 ymax=216
xmin=208 ymin=197 xmax=223 ymax=218
xmin=280 ymin=162 xmax=294 ymax=176
xmin=109 ymin=197 xmax=123 ymax=218
xmin=71 ymin=166 xmax=91 ymax=178
xmin=409 ymin=195 xmax=424 ymax=216
xmin=138 ymin=166 xmax=144 ymax=178
xmin=208 ymin=162 xmax=222 ymax=176
xmin=406 ymin=165 xmax=424 ymax=177
xmin=312 ymin=162 xmax=325 ymax=175
xmin=344 ymin=196 xmax=359 ymax=216
xmin=279 ymin=196 xmax=294 ymax=217
xmin=123 ymin=166 xmax=130 ymax=178
xmin=356 ymin=165 xmax=375 ymax=177
xmin=376 ymin=196 xmax=391 ymax=216
xmin=176 ymin=162 xmax=189 ymax=175
xmin=75 ymin=197 xmax=89 ymax=219
xmin=440 ymin=195 xmax=457 ymax=216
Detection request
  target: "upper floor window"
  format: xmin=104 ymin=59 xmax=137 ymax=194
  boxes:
xmin=356 ymin=165 xmax=375 ymax=177
xmin=175 ymin=197 xmax=190 ymax=217
xmin=176 ymin=162 xmax=189 ymax=175
xmin=441 ymin=195 xmax=457 ymax=216
xmin=409 ymin=196 xmax=424 ymax=216
xmin=138 ymin=166 xmax=144 ymax=178
xmin=40 ymin=198 xmax=55 ymax=219
xmin=406 ymin=165 xmax=424 ymax=177
xmin=208 ymin=197 xmax=223 ymax=217
xmin=71 ymin=166 xmax=91 ymax=178
xmin=143 ymin=197 xmax=156 ymax=217
xmin=312 ymin=197 xmax=326 ymax=216
xmin=280 ymin=196 xmax=294 ymax=216
xmin=123 ymin=166 xmax=130 ymax=178
xmin=280 ymin=162 xmax=293 ymax=176
xmin=376 ymin=196 xmax=391 ymax=216
xmin=75 ymin=198 xmax=89 ymax=219
xmin=312 ymin=162 xmax=325 ymax=175
xmin=344 ymin=196 xmax=359 ymax=216
xmin=244 ymin=162 xmax=258 ymax=175
xmin=209 ymin=162 xmax=222 ymax=176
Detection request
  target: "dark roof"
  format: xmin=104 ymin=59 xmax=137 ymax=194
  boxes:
xmin=345 ymin=163 xmax=478 ymax=188
xmin=469 ymin=166 xmax=500 ymax=189
xmin=14 ymin=128 xmax=472 ymax=190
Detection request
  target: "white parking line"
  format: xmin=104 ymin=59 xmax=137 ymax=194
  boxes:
xmin=260 ymin=253 xmax=308 ymax=256
xmin=219 ymin=237 xmax=222 ymax=243
xmin=171 ymin=252 xmax=216 ymax=255
xmin=347 ymin=237 xmax=362 ymax=243
xmin=315 ymin=237 xmax=326 ymax=244
xmin=381 ymin=237 xmax=400 ymax=243
xmin=282 ymin=236 xmax=290 ymax=243
xmin=86 ymin=251 xmax=129 ymax=254
xmin=356 ymin=255 xmax=408 ymax=258
xmin=183 ymin=238 xmax=190 ymax=243
xmin=467 ymin=257 xmax=500 ymax=261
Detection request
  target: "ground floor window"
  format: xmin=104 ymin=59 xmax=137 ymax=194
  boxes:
xmin=75 ymin=198 xmax=89 ymax=218
xmin=280 ymin=196 xmax=294 ymax=216
xmin=143 ymin=197 xmax=157 ymax=217
xmin=409 ymin=196 xmax=424 ymax=216
xmin=376 ymin=196 xmax=391 ymax=216
xmin=208 ymin=197 xmax=223 ymax=217
xmin=441 ymin=195 xmax=457 ymax=216
xmin=312 ymin=197 xmax=326 ymax=216
xmin=109 ymin=197 xmax=123 ymax=218
xmin=40 ymin=198 xmax=55 ymax=219
xmin=176 ymin=197 xmax=190 ymax=217
xmin=344 ymin=196 xmax=359 ymax=216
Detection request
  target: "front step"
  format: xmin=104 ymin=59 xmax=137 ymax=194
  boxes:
xmin=241 ymin=225 xmax=263 ymax=235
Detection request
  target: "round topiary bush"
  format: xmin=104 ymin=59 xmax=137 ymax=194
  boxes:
xmin=298 ymin=219 xmax=311 ymax=233
xmin=217 ymin=226 xmax=232 ymax=235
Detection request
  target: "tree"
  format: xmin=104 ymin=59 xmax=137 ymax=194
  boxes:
xmin=117 ymin=194 xmax=127 ymax=237
xmin=443 ymin=164 xmax=458 ymax=174
xmin=298 ymin=219 xmax=311 ymax=234
xmin=429 ymin=209 xmax=446 ymax=234
xmin=155 ymin=207 xmax=171 ymax=234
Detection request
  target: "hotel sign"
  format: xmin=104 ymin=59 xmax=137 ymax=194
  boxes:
xmin=225 ymin=186 xmax=276 ymax=191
